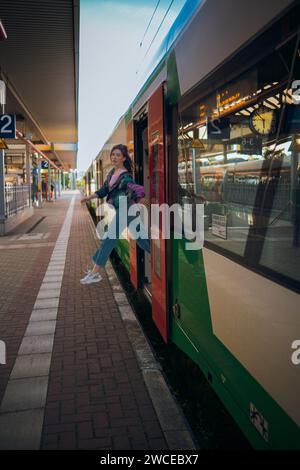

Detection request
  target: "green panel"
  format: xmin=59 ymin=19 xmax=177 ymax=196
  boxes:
xmin=115 ymin=238 xmax=130 ymax=273
xmin=125 ymin=107 xmax=132 ymax=127
xmin=166 ymin=50 xmax=181 ymax=106
xmin=170 ymin=237 xmax=300 ymax=449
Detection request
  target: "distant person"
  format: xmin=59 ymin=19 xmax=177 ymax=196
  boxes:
xmin=80 ymin=144 xmax=150 ymax=284
xmin=42 ymin=180 xmax=47 ymax=200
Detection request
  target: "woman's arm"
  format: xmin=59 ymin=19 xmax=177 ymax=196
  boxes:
xmin=81 ymin=178 xmax=110 ymax=204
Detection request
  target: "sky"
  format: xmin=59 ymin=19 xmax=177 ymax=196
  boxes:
xmin=77 ymin=0 xmax=186 ymax=172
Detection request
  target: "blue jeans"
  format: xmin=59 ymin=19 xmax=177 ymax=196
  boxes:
xmin=92 ymin=209 xmax=151 ymax=267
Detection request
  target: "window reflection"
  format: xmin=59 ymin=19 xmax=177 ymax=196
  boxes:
xmin=178 ymin=40 xmax=300 ymax=287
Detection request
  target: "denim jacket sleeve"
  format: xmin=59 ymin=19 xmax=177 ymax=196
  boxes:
xmin=95 ymin=180 xmax=109 ymax=199
xmin=94 ymin=170 xmax=114 ymax=199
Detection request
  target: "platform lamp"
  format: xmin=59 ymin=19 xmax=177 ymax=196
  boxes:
xmin=0 ymin=20 xmax=7 ymax=41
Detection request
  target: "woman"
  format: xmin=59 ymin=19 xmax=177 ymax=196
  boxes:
xmin=80 ymin=144 xmax=150 ymax=284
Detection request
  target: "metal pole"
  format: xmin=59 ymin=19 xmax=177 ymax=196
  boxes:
xmin=57 ymin=170 xmax=59 ymax=198
xmin=0 ymin=149 xmax=5 ymax=223
xmin=0 ymin=101 xmax=6 ymax=226
xmin=48 ymin=164 xmax=51 ymax=201
xmin=37 ymin=157 xmax=42 ymax=206
xmin=58 ymin=170 xmax=62 ymax=197
xmin=25 ymin=144 xmax=32 ymax=207
xmin=54 ymin=170 xmax=57 ymax=200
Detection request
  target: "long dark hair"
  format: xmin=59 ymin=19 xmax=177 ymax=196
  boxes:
xmin=110 ymin=144 xmax=133 ymax=174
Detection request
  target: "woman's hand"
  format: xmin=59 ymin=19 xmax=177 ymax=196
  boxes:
xmin=80 ymin=197 xmax=88 ymax=204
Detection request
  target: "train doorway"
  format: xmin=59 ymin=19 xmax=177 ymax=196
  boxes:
xmin=135 ymin=116 xmax=152 ymax=298
xmin=133 ymin=84 xmax=168 ymax=343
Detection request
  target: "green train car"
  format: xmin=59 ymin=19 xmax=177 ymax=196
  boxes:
xmin=85 ymin=0 xmax=300 ymax=449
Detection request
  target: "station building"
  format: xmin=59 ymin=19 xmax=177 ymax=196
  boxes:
xmin=0 ymin=0 xmax=79 ymax=234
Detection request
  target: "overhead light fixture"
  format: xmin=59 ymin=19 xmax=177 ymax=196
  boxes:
xmin=0 ymin=20 xmax=7 ymax=41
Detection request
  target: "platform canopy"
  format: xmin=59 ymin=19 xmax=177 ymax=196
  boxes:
xmin=0 ymin=0 xmax=79 ymax=169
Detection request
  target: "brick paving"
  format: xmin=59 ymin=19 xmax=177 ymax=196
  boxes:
xmin=0 ymin=198 xmax=70 ymax=406
xmin=0 ymin=192 xmax=169 ymax=450
xmin=41 ymin=196 xmax=168 ymax=450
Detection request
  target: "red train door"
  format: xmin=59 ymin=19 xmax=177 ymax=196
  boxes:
xmin=127 ymin=120 xmax=138 ymax=289
xmin=148 ymin=84 xmax=168 ymax=343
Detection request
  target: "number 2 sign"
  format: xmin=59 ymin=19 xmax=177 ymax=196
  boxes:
xmin=0 ymin=114 xmax=16 ymax=138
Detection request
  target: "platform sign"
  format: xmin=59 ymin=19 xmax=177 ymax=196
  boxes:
xmin=207 ymin=117 xmax=230 ymax=140
xmin=212 ymin=214 xmax=227 ymax=239
xmin=238 ymin=136 xmax=262 ymax=155
xmin=0 ymin=114 xmax=16 ymax=138
xmin=283 ymin=105 xmax=300 ymax=134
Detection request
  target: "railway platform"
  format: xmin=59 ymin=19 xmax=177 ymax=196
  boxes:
xmin=0 ymin=191 xmax=195 ymax=450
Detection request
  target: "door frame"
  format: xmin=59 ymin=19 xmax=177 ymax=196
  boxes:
xmin=133 ymin=115 xmax=148 ymax=289
xmin=148 ymin=83 xmax=169 ymax=342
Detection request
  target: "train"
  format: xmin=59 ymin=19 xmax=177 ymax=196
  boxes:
xmin=85 ymin=0 xmax=300 ymax=449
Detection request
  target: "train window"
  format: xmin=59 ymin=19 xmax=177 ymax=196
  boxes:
xmin=178 ymin=42 xmax=300 ymax=290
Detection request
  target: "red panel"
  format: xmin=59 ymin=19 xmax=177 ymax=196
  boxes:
xmin=127 ymin=121 xmax=138 ymax=289
xmin=148 ymin=84 xmax=168 ymax=343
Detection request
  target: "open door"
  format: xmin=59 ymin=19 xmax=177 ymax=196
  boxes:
xmin=129 ymin=115 xmax=151 ymax=293
xmin=148 ymin=84 xmax=168 ymax=343
xmin=127 ymin=120 xmax=138 ymax=289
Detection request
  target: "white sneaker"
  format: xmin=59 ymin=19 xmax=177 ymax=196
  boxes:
xmin=79 ymin=265 xmax=94 ymax=284
xmin=80 ymin=272 xmax=102 ymax=285
xmin=83 ymin=265 xmax=93 ymax=275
